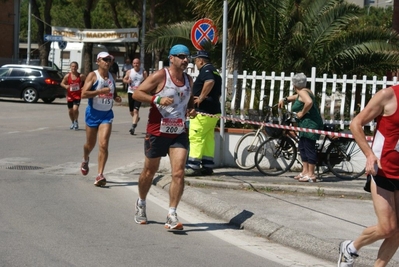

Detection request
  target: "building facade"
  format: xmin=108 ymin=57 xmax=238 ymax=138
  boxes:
xmin=0 ymin=0 xmax=20 ymax=65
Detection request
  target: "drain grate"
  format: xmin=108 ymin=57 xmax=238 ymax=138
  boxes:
xmin=5 ymin=165 xmax=44 ymax=170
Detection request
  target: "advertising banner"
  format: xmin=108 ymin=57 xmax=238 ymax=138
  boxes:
xmin=51 ymin=27 xmax=139 ymax=43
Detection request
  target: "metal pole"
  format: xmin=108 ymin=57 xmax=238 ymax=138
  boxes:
xmin=220 ymin=0 xmax=228 ymax=166
xmin=27 ymin=0 xmax=32 ymax=64
xmin=140 ymin=0 xmax=146 ymax=70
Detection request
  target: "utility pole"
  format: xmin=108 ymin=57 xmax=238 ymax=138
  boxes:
xmin=27 ymin=0 xmax=31 ymax=63
xmin=140 ymin=0 xmax=146 ymax=70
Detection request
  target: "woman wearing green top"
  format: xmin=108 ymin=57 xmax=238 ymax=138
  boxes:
xmin=278 ymin=73 xmax=323 ymax=182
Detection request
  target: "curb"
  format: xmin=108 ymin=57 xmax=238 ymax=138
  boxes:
xmin=155 ymin=174 xmax=398 ymax=267
xmin=184 ymin=178 xmax=372 ymax=200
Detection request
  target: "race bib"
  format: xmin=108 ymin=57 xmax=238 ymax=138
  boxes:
xmin=160 ymin=118 xmax=184 ymax=134
xmin=70 ymin=83 xmax=80 ymax=91
xmin=94 ymin=93 xmax=113 ymax=108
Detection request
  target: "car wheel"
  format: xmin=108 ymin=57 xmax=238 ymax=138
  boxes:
xmin=22 ymin=87 xmax=39 ymax=103
xmin=42 ymin=97 xmax=55 ymax=103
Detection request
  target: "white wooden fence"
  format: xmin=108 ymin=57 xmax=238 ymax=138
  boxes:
xmin=225 ymin=67 xmax=398 ymax=131
xmin=158 ymin=62 xmax=399 ymax=131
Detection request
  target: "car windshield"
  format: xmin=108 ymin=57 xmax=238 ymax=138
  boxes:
xmin=0 ymin=68 xmax=9 ymax=77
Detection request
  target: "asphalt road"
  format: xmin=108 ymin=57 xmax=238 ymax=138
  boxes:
xmin=0 ymin=98 xmax=333 ymax=267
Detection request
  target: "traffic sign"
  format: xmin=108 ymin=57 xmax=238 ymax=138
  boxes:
xmin=58 ymin=41 xmax=67 ymax=50
xmin=191 ymin=18 xmax=218 ymax=51
xmin=44 ymin=35 xmax=63 ymax=42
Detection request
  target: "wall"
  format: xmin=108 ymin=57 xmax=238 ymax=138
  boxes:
xmin=0 ymin=0 xmax=19 ymax=65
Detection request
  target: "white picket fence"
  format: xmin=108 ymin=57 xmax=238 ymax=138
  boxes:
xmin=158 ymin=62 xmax=399 ymax=131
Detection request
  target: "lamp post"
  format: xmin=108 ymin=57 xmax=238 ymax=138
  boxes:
xmin=27 ymin=0 xmax=31 ymax=63
xmin=140 ymin=0 xmax=146 ymax=70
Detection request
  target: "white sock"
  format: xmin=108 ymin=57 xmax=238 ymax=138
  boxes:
xmin=348 ymin=241 xmax=358 ymax=255
xmin=138 ymin=199 xmax=146 ymax=206
xmin=169 ymin=207 xmax=176 ymax=215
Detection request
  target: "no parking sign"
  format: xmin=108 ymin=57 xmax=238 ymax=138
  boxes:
xmin=191 ymin=18 xmax=218 ymax=51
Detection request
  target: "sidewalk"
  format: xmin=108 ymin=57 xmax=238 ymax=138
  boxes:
xmin=152 ymin=163 xmax=399 ymax=267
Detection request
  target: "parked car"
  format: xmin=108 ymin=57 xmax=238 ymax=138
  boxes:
xmin=0 ymin=64 xmax=66 ymax=103
xmin=19 ymin=59 xmax=64 ymax=75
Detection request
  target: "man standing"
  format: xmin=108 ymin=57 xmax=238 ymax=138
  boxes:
xmin=122 ymin=58 xmax=148 ymax=135
xmin=122 ymin=58 xmax=132 ymax=91
xmin=338 ymin=85 xmax=399 ymax=266
xmin=61 ymin=61 xmax=86 ymax=130
xmin=132 ymin=44 xmax=196 ymax=230
xmin=185 ymin=50 xmax=221 ymax=176
xmin=80 ymin=52 xmax=122 ymax=187
xmin=109 ymin=57 xmax=120 ymax=80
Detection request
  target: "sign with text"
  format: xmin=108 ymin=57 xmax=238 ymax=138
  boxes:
xmin=44 ymin=35 xmax=63 ymax=42
xmin=51 ymin=27 xmax=139 ymax=43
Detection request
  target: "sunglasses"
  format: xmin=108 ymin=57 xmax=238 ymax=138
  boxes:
xmin=172 ymin=54 xmax=189 ymax=60
xmin=101 ymin=57 xmax=112 ymax=62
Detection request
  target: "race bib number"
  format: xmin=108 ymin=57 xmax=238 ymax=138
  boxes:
xmin=160 ymin=118 xmax=184 ymax=134
xmin=70 ymin=83 xmax=80 ymax=92
xmin=95 ymin=93 xmax=113 ymax=106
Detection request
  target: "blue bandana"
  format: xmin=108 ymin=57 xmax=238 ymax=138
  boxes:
xmin=169 ymin=44 xmax=190 ymax=56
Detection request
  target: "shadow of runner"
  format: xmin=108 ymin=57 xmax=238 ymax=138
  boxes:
xmin=229 ymin=210 xmax=254 ymax=229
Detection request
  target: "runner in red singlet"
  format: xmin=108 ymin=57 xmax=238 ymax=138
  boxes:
xmin=338 ymin=85 xmax=399 ymax=266
xmin=61 ymin=61 xmax=86 ymax=130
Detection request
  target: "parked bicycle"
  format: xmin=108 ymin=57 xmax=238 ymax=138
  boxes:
xmin=234 ymin=97 xmax=280 ymax=170
xmin=254 ymin=111 xmax=366 ymax=180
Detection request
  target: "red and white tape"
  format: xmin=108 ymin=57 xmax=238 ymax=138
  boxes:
xmin=196 ymin=112 xmax=374 ymax=142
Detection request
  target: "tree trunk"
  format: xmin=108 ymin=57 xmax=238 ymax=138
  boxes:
xmin=393 ymin=0 xmax=399 ymax=33
xmin=82 ymin=0 xmax=94 ymax=74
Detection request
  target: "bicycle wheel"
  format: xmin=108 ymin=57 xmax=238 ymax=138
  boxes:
xmin=255 ymin=136 xmax=297 ymax=176
xmin=234 ymin=131 xmax=266 ymax=170
xmin=326 ymin=140 xmax=366 ymax=180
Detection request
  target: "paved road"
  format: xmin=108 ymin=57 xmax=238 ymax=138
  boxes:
xmin=0 ymin=98 xmax=336 ymax=267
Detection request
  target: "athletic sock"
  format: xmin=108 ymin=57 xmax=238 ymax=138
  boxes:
xmin=169 ymin=207 xmax=177 ymax=215
xmin=138 ymin=198 xmax=146 ymax=206
xmin=348 ymin=241 xmax=358 ymax=255
xmin=133 ymin=124 xmax=137 ymax=128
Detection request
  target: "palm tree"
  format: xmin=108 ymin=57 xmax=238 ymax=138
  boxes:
xmin=250 ymin=0 xmax=399 ymax=77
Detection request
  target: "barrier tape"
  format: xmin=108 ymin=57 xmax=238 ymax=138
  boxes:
xmin=196 ymin=112 xmax=374 ymax=142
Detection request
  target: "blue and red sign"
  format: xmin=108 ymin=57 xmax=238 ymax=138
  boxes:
xmin=191 ymin=18 xmax=219 ymax=51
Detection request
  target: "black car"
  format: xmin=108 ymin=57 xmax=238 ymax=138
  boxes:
xmin=19 ymin=59 xmax=64 ymax=75
xmin=0 ymin=64 xmax=66 ymax=103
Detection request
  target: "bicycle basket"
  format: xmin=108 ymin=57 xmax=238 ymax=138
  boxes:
xmin=265 ymin=112 xmax=289 ymax=138
xmin=265 ymin=125 xmax=283 ymax=138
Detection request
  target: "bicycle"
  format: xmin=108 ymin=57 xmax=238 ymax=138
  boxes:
xmin=233 ymin=98 xmax=279 ymax=170
xmin=254 ymin=111 xmax=366 ymax=180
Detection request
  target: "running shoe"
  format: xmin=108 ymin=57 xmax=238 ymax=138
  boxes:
xmin=200 ymin=167 xmax=214 ymax=176
xmin=164 ymin=213 xmax=183 ymax=230
xmin=74 ymin=121 xmax=79 ymax=131
xmin=94 ymin=174 xmax=107 ymax=187
xmin=134 ymin=199 xmax=147 ymax=224
xmin=70 ymin=123 xmax=74 ymax=130
xmin=338 ymin=240 xmax=358 ymax=267
xmin=80 ymin=159 xmax=89 ymax=176
xmin=129 ymin=127 xmax=135 ymax=135
xmin=184 ymin=167 xmax=202 ymax=176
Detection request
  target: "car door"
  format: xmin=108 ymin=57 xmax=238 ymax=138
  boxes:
xmin=0 ymin=67 xmax=13 ymax=97
xmin=0 ymin=68 xmax=26 ymax=97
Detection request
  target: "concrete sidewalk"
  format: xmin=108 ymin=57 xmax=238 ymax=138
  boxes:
xmin=152 ymin=165 xmax=399 ymax=267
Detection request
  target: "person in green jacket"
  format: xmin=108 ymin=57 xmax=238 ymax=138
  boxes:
xmin=278 ymin=72 xmax=323 ymax=182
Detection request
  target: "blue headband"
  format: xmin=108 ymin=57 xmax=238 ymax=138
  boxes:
xmin=169 ymin=44 xmax=190 ymax=56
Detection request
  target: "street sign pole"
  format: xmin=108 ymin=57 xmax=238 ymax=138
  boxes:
xmin=220 ymin=0 xmax=228 ymax=166
xmin=51 ymin=42 xmax=55 ymax=69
